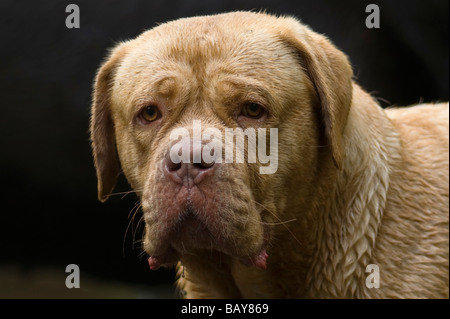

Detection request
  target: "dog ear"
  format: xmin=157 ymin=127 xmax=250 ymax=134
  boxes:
xmin=279 ymin=20 xmax=353 ymax=169
xmin=90 ymin=44 xmax=127 ymax=202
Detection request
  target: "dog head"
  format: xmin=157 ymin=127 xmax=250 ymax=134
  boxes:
xmin=90 ymin=12 xmax=352 ymax=270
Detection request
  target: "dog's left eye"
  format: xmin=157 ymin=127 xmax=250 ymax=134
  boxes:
xmin=242 ymin=103 xmax=265 ymax=119
xmin=140 ymin=105 xmax=160 ymax=123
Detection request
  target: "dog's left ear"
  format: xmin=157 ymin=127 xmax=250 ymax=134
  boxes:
xmin=278 ymin=18 xmax=353 ymax=169
xmin=90 ymin=43 xmax=128 ymax=202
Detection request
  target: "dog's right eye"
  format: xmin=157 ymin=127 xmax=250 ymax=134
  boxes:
xmin=241 ymin=102 xmax=266 ymax=119
xmin=140 ymin=105 xmax=161 ymax=123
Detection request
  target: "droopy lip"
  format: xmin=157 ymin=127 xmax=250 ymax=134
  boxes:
xmin=148 ymin=246 xmax=179 ymax=270
xmin=148 ymin=246 xmax=269 ymax=271
xmin=146 ymin=219 xmax=271 ymax=271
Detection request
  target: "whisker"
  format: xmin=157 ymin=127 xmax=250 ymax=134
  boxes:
xmin=252 ymin=200 xmax=303 ymax=248
xmin=137 ymin=249 xmax=148 ymax=260
xmin=107 ymin=187 xmax=144 ymax=199
xmin=127 ymin=200 xmax=141 ymax=219
xmin=123 ymin=200 xmax=143 ymax=257
xmin=260 ymin=218 xmax=297 ymax=226
xmin=131 ymin=203 xmax=144 ymax=246
xmin=132 ymin=215 xmax=145 ymax=248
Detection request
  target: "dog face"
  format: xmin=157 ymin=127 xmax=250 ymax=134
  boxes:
xmin=90 ymin=12 xmax=352 ymax=270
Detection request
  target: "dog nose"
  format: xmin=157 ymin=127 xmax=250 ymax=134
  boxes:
xmin=163 ymin=140 xmax=216 ymax=186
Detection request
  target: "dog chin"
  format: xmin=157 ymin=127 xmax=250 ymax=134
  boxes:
xmin=144 ymin=210 xmax=269 ymax=271
xmin=147 ymin=247 xmax=269 ymax=271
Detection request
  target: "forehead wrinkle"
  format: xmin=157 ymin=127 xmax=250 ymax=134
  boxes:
xmin=214 ymin=75 xmax=276 ymax=106
xmin=134 ymin=75 xmax=178 ymax=102
xmin=130 ymin=72 xmax=183 ymax=102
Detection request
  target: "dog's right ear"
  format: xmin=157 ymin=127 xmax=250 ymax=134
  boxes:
xmin=90 ymin=44 xmax=127 ymax=202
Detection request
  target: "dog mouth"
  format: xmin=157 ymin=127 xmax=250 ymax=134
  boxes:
xmin=145 ymin=205 xmax=269 ymax=271
xmin=147 ymin=247 xmax=269 ymax=271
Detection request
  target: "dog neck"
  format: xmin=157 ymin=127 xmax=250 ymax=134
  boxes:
xmin=304 ymin=84 xmax=401 ymax=298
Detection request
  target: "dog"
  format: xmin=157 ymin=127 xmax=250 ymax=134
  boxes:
xmin=90 ymin=11 xmax=449 ymax=298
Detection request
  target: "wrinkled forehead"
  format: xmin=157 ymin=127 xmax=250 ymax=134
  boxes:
xmin=111 ymin=18 xmax=306 ymax=111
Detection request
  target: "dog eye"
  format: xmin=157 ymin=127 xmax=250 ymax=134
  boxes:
xmin=242 ymin=103 xmax=265 ymax=119
xmin=140 ymin=105 xmax=160 ymax=122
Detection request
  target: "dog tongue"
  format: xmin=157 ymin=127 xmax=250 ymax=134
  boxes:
xmin=248 ymin=248 xmax=268 ymax=270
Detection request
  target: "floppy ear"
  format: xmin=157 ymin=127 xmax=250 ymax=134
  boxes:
xmin=90 ymin=44 xmax=127 ymax=202
xmin=280 ymin=20 xmax=353 ymax=169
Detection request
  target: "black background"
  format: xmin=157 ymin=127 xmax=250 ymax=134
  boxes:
xmin=0 ymin=0 xmax=448 ymax=298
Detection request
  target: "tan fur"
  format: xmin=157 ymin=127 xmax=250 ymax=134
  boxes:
xmin=90 ymin=12 xmax=449 ymax=298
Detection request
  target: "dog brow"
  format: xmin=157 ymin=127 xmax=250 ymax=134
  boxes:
xmin=131 ymin=74 xmax=179 ymax=107
xmin=219 ymin=76 xmax=275 ymax=106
